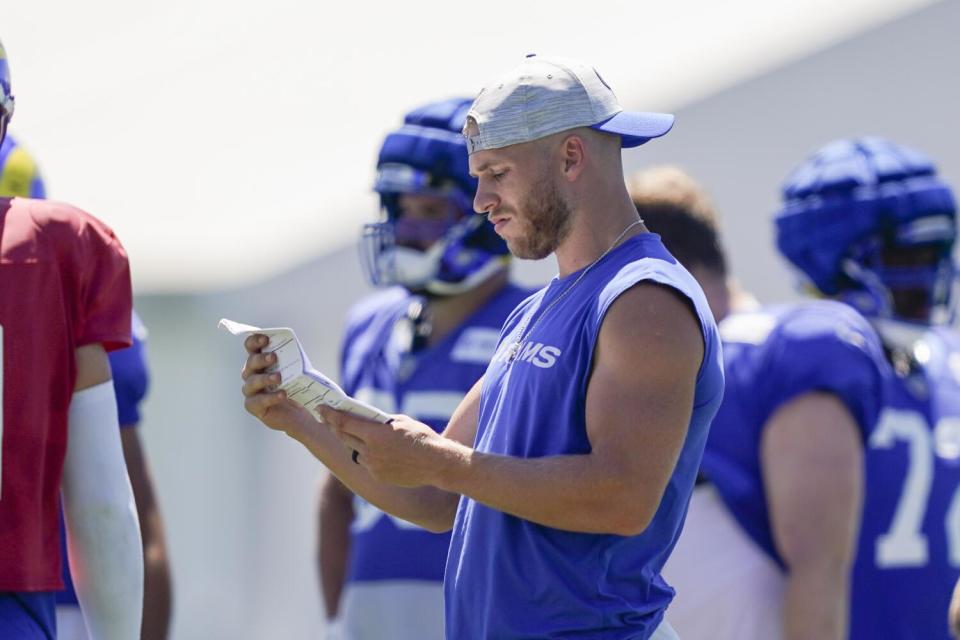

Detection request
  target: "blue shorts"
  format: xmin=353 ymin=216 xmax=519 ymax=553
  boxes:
xmin=0 ymin=592 xmax=56 ymax=639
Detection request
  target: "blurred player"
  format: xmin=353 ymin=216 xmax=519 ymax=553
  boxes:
xmin=2 ymin=128 xmax=171 ymax=640
xmin=649 ymin=139 xmax=960 ymax=639
xmin=318 ymin=97 xmax=529 ymax=639
xmin=0 ymin=38 xmax=143 ymax=638
xmin=0 ymin=135 xmax=173 ymax=640
xmin=636 ymin=166 xmax=881 ymax=639
xmin=778 ymin=139 xmax=960 ymax=639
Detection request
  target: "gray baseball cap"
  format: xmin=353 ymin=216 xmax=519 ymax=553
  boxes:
xmin=464 ymin=54 xmax=674 ymax=155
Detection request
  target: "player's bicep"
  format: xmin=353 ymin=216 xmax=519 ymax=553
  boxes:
xmin=586 ymin=284 xmax=703 ymax=512
xmin=761 ymin=392 xmax=863 ymax=570
xmin=62 ymin=375 xmax=143 ymax=637
xmin=75 ymin=343 xmax=112 ymax=392
xmin=441 ymin=376 xmax=483 ymax=447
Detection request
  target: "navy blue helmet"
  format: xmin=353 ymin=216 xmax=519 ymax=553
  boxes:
xmin=361 ymin=98 xmax=509 ymax=295
xmin=776 ymin=137 xmax=957 ymax=324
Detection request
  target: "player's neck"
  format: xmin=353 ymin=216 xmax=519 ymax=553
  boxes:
xmin=553 ymin=199 xmax=646 ymax=277
xmin=425 ymin=269 xmax=510 ymax=346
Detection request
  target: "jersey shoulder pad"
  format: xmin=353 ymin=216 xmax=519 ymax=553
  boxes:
xmin=741 ymin=301 xmax=889 ymax=437
xmin=343 ymin=287 xmax=410 ymax=336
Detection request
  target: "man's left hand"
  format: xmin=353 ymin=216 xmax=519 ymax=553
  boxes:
xmin=317 ymin=408 xmax=454 ymax=488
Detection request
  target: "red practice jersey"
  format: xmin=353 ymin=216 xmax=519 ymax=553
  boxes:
xmin=0 ymin=197 xmax=131 ymax=591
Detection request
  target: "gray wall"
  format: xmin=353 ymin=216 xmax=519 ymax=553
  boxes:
xmin=623 ymin=0 xmax=960 ymax=303
xmin=133 ymin=248 xmax=368 ymax=639
xmin=134 ymin=2 xmax=959 ymax=637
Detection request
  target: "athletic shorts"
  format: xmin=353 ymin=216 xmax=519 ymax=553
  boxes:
xmin=0 ymin=592 xmax=57 ymax=640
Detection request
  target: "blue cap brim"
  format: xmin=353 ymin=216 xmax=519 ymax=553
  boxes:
xmin=592 ymin=111 xmax=675 ymax=148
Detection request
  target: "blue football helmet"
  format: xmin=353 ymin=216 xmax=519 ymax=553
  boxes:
xmin=0 ymin=39 xmax=14 ymax=146
xmin=776 ymin=137 xmax=957 ymax=324
xmin=361 ymin=97 xmax=509 ymax=296
xmin=0 ymin=135 xmax=47 ymax=198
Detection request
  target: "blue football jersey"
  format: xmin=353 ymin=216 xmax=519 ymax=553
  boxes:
xmin=446 ymin=234 xmax=725 ymax=639
xmin=850 ymin=324 xmax=960 ymax=640
xmin=706 ymin=302 xmax=960 ymax=639
xmin=57 ymin=311 xmax=150 ymax=606
xmin=703 ymin=301 xmax=888 ymax=565
xmin=340 ymin=283 xmax=532 ymax=584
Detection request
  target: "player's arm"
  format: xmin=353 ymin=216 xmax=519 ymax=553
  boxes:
xmin=761 ymin=392 xmax=863 ymax=640
xmin=242 ymin=334 xmax=473 ymax=533
xmin=950 ymin=576 xmax=960 ymax=638
xmin=61 ymin=344 xmax=144 ymax=639
xmin=327 ymin=282 xmax=704 ymax=534
xmin=317 ymin=475 xmax=353 ymax=620
xmin=120 ymin=428 xmax=171 ymax=640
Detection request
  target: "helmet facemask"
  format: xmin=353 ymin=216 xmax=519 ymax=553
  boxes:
xmin=361 ymin=193 xmax=464 ymax=293
xmin=360 ymin=98 xmax=510 ymax=295
xmin=361 ymin=165 xmax=503 ymax=296
xmin=839 ymin=215 xmax=956 ymax=325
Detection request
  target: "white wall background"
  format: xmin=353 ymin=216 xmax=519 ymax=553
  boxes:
xmin=2 ymin=0 xmax=933 ymax=291
xmin=7 ymin=0 xmax=959 ymax=637
xmin=620 ymin=0 xmax=960 ymax=304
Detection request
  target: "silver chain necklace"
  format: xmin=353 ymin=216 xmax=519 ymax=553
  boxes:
xmin=505 ymin=218 xmax=644 ymax=363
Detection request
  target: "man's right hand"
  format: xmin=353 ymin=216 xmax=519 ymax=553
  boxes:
xmin=241 ymin=333 xmax=314 ymax=432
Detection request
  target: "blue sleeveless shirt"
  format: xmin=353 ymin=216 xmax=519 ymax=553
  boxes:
xmin=444 ymin=233 xmax=725 ymax=639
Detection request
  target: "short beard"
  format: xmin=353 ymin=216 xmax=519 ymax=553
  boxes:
xmin=508 ymin=172 xmax=573 ymax=260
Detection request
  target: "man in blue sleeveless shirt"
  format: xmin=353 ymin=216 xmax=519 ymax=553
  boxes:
xmin=241 ymin=55 xmax=724 ymax=640
xmin=317 ymin=98 xmax=530 ymax=639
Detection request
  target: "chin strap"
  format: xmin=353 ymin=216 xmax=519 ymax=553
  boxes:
xmin=870 ymin=317 xmax=930 ymax=353
xmin=838 ymin=258 xmax=895 ymax=319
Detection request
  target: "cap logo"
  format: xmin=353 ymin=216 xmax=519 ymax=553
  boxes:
xmin=466 ymin=134 xmax=482 ymax=155
xmin=593 ymin=69 xmax=612 ymax=91
xmin=463 ymin=116 xmax=483 ymax=154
